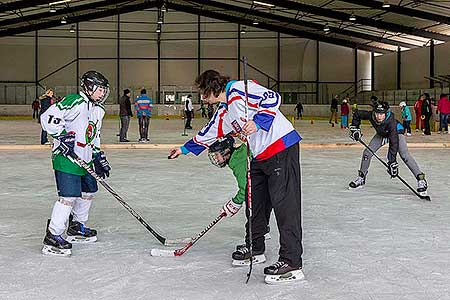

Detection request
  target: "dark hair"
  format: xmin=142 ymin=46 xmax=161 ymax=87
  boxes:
xmin=440 ymin=94 xmax=447 ymax=98
xmin=423 ymin=93 xmax=430 ymax=100
xmin=123 ymin=89 xmax=130 ymax=95
xmin=194 ymin=70 xmax=230 ymax=99
xmin=187 ymin=94 xmax=192 ymax=98
xmin=141 ymin=89 xmax=147 ymax=95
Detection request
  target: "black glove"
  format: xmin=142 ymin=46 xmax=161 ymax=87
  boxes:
xmin=349 ymin=126 xmax=362 ymax=141
xmin=93 ymin=151 xmax=111 ymax=179
xmin=57 ymin=131 xmax=76 ymax=156
xmin=387 ymin=161 xmax=399 ymax=178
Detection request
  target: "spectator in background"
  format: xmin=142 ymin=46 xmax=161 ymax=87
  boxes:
xmin=184 ymin=94 xmax=193 ymax=129
xmin=39 ymin=89 xmax=54 ymax=144
xmin=329 ymin=95 xmax=339 ymax=127
xmin=295 ymin=100 xmax=304 ymax=120
xmin=119 ymin=89 xmax=132 ymax=142
xmin=198 ymin=102 xmax=207 ymax=118
xmin=351 ymin=103 xmax=360 ymax=128
xmin=414 ymin=96 xmax=424 ymax=132
xmin=421 ymin=93 xmax=432 ymax=135
xmin=399 ymin=101 xmax=412 ymax=136
xmin=135 ymin=89 xmax=153 ymax=143
xmin=437 ymin=93 xmax=450 ymax=134
xmin=32 ymin=97 xmax=40 ymax=120
xmin=340 ymin=98 xmax=350 ymax=129
xmin=207 ymin=103 xmax=214 ymax=119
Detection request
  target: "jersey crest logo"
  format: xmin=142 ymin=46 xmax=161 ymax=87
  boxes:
xmin=85 ymin=121 xmax=97 ymax=144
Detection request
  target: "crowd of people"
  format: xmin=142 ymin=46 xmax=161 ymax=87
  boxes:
xmin=326 ymin=93 xmax=450 ymax=136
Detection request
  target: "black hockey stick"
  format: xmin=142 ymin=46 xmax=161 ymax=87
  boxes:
xmin=67 ymin=152 xmax=192 ymax=245
xmin=242 ymin=56 xmax=254 ymax=284
xmin=358 ymin=139 xmax=431 ymax=201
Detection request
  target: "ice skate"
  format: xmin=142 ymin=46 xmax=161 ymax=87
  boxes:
xmin=348 ymin=171 xmax=365 ymax=189
xmin=42 ymin=225 xmax=72 ymax=257
xmin=66 ymin=220 xmax=97 ymax=243
xmin=417 ymin=173 xmax=428 ymax=196
xmin=264 ymin=261 xmax=305 ymax=284
xmin=231 ymin=245 xmax=266 ymax=267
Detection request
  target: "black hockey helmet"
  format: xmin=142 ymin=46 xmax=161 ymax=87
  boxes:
xmin=373 ymin=100 xmax=389 ymax=114
xmin=80 ymin=70 xmax=110 ymax=104
xmin=372 ymin=100 xmax=390 ymax=123
xmin=208 ymin=134 xmax=235 ymax=168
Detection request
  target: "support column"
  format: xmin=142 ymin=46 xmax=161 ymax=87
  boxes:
xmin=429 ymin=39 xmax=435 ymax=88
xmin=397 ymin=46 xmax=401 ymax=90
xmin=197 ymin=14 xmax=201 ymax=77
xmin=76 ymin=22 xmax=79 ymax=93
xmin=237 ymin=24 xmax=241 ymax=80
xmin=117 ymin=14 xmax=120 ymax=104
xmin=277 ymin=32 xmax=281 ymax=92
xmin=315 ymin=41 xmax=319 ymax=104
xmin=157 ymin=32 xmax=161 ymax=104
xmin=35 ymin=30 xmax=38 ymax=98
xmin=371 ymin=51 xmax=375 ymax=91
xmin=354 ymin=48 xmax=358 ymax=98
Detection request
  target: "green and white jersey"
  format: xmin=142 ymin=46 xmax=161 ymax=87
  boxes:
xmin=40 ymin=92 xmax=105 ymax=175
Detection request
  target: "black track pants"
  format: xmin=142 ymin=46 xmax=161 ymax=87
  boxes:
xmin=247 ymin=143 xmax=303 ymax=268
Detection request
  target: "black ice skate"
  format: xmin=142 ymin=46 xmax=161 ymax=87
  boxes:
xmin=417 ymin=173 xmax=428 ymax=196
xmin=67 ymin=220 xmax=97 ymax=243
xmin=349 ymin=171 xmax=366 ymax=189
xmin=42 ymin=221 xmax=72 ymax=257
xmin=264 ymin=261 xmax=305 ymax=284
xmin=231 ymin=245 xmax=266 ymax=267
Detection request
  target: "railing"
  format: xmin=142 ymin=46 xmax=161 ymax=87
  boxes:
xmin=358 ymin=86 xmax=450 ymax=105
xmin=0 ymin=81 xmax=45 ymax=104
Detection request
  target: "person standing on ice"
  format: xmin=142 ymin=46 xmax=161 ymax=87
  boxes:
xmin=169 ymin=70 xmax=304 ymax=284
xmin=348 ymin=100 xmax=428 ymax=196
xmin=207 ymin=134 xmax=272 ymax=267
xmin=40 ymin=71 xmax=112 ymax=257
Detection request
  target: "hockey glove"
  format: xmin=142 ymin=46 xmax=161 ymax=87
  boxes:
xmin=93 ymin=151 xmax=111 ymax=179
xmin=57 ymin=131 xmax=76 ymax=156
xmin=349 ymin=126 xmax=362 ymax=141
xmin=220 ymin=199 xmax=242 ymax=218
xmin=387 ymin=161 xmax=399 ymax=178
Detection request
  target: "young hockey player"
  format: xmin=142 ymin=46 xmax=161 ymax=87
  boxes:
xmin=348 ymin=100 xmax=428 ymax=196
xmin=207 ymin=135 xmax=271 ymax=267
xmin=40 ymin=71 xmax=112 ymax=257
xmin=169 ymin=70 xmax=304 ymax=284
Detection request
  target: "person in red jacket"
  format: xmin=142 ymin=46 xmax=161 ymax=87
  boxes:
xmin=414 ymin=96 xmax=424 ymax=132
xmin=340 ymin=98 xmax=350 ymax=129
xmin=437 ymin=93 xmax=450 ymax=134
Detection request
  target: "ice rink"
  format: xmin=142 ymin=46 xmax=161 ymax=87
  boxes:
xmin=1 ymin=119 xmax=450 ymax=300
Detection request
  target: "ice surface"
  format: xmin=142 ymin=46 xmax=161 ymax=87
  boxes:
xmin=1 ymin=145 xmax=450 ymax=300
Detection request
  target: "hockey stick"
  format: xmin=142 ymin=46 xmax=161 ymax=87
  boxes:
xmin=150 ymin=212 xmax=226 ymax=257
xmin=242 ymin=56 xmax=253 ymax=284
xmin=67 ymin=152 xmax=192 ymax=245
xmin=358 ymin=139 xmax=431 ymax=201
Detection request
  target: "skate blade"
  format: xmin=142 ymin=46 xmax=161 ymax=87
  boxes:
xmin=232 ymin=254 xmax=266 ymax=267
xmin=66 ymin=235 xmax=97 ymax=243
xmin=264 ymin=269 xmax=305 ymax=285
xmin=42 ymin=245 xmax=71 ymax=257
xmin=348 ymin=185 xmax=364 ymax=190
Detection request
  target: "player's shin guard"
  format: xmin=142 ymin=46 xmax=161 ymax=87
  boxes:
xmin=49 ymin=197 xmax=75 ymax=235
